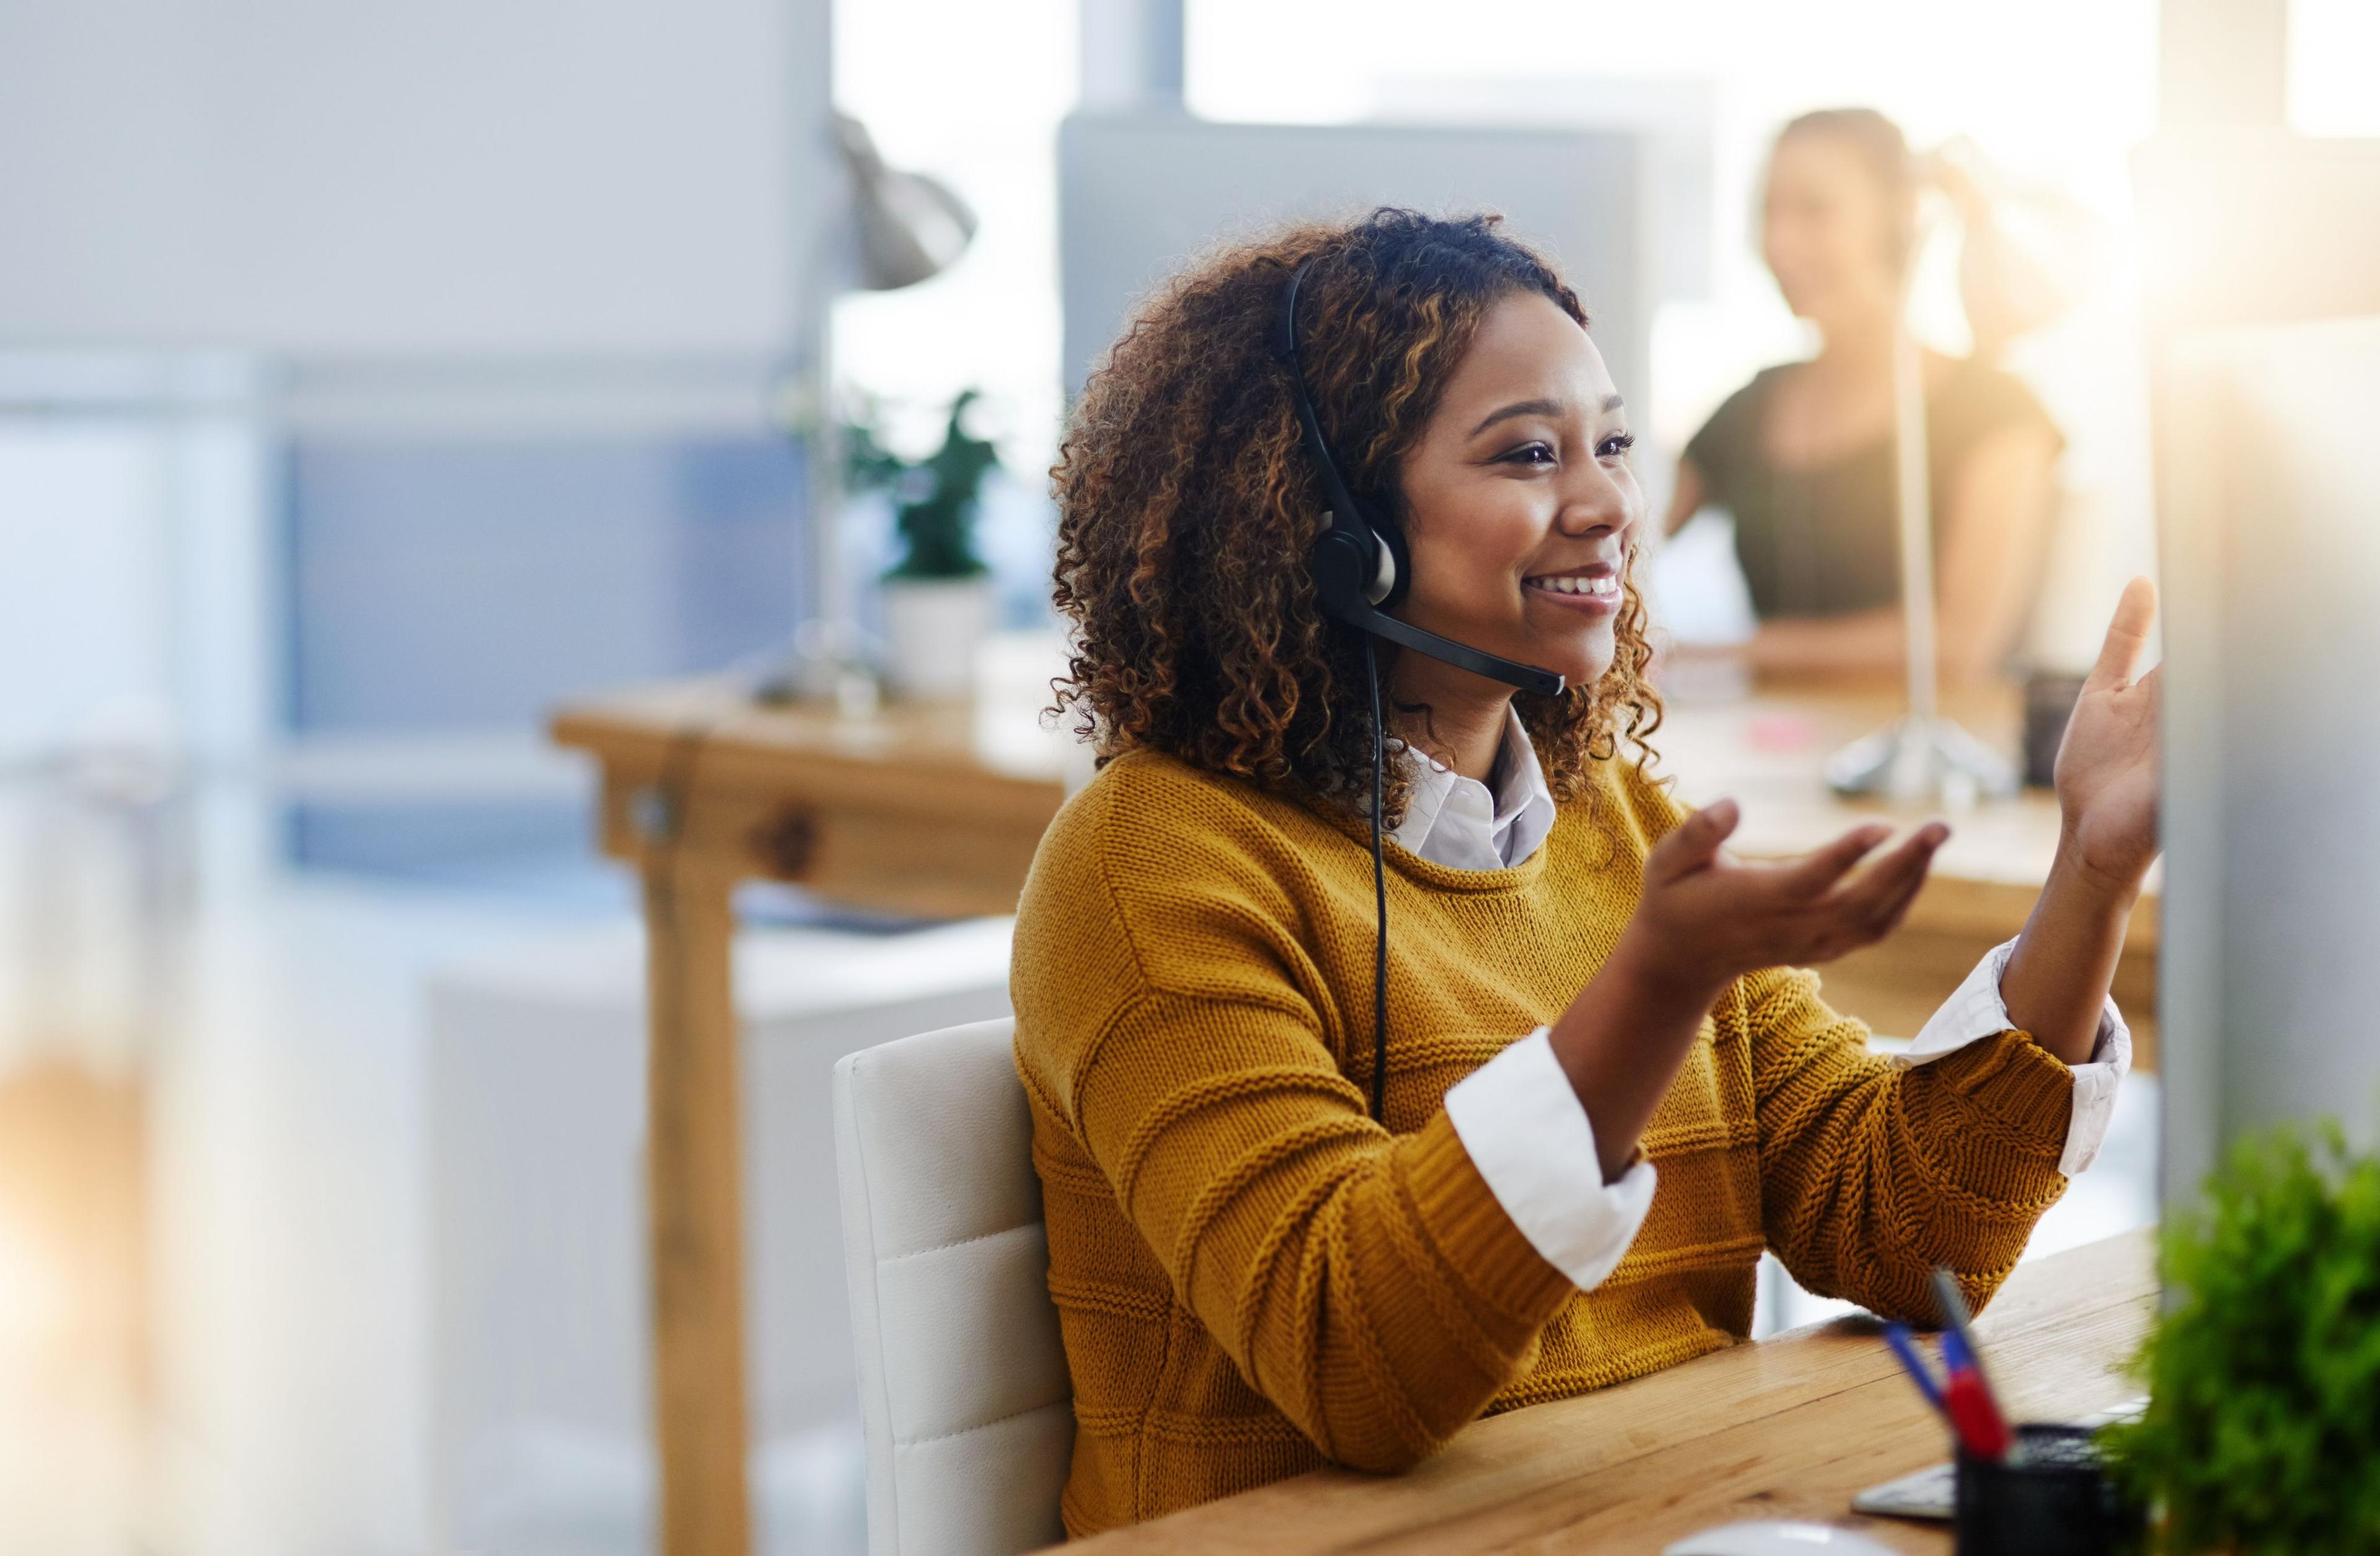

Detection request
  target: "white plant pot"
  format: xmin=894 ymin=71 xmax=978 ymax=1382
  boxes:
xmin=880 ymin=575 xmax=997 ymax=699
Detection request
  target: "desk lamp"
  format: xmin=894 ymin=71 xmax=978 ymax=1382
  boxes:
xmin=1819 ymin=217 xmax=2017 ymax=805
xmin=1824 ymin=143 xmax=2099 ymax=803
xmin=763 ymin=112 xmax=977 ymax=709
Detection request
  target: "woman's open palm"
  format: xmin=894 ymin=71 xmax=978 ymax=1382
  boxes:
xmin=2054 ymin=577 xmax=2161 ymax=890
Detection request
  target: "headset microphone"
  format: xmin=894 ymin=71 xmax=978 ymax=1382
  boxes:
xmin=1274 ymin=257 xmax=1566 ymax=1125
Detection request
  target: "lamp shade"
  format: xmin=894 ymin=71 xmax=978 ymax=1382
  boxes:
xmin=833 ymin=112 xmax=977 ymax=293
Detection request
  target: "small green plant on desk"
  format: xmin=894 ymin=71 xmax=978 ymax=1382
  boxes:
xmin=846 ymin=387 xmax=998 ymax=583
xmin=2101 ymin=1121 xmax=2380 ymax=1552
xmin=844 ymin=389 xmax=1004 ymax=697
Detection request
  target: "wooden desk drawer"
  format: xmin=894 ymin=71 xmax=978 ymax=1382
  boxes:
xmin=596 ymin=774 xmax=1051 ymax=920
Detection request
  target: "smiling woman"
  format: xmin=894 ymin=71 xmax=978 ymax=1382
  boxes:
xmin=1048 ymin=211 xmax=1659 ymax=826
xmin=1014 ymin=208 xmax=2159 ymax=1538
xmin=1388 ymin=286 xmax=1644 ymax=779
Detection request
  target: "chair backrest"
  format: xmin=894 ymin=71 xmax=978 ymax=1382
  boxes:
xmin=832 ymin=1017 xmax=1073 ymax=1556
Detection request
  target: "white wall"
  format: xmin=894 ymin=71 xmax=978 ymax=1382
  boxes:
xmin=0 ymin=427 xmax=174 ymax=754
xmin=0 ymin=0 xmax=833 ymax=358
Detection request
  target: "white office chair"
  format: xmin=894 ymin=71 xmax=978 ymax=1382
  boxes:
xmin=832 ymin=1018 xmax=1075 ymax=1556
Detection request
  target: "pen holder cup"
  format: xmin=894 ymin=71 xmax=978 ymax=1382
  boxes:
xmin=1955 ymin=1424 xmax=2141 ymax=1556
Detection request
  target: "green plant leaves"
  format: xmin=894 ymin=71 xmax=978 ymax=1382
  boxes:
xmin=2102 ymin=1121 xmax=2380 ymax=1553
xmin=847 ymin=389 xmax=999 ymax=581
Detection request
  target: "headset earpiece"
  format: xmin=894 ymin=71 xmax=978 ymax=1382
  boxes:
xmin=1369 ymin=522 xmax=1407 ymax=609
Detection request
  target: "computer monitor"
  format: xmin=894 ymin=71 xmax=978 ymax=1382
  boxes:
xmin=2156 ymin=312 xmax=2380 ymax=1213
xmin=1056 ymin=113 xmax=1660 ymax=421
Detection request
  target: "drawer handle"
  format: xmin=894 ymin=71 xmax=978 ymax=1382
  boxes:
xmin=750 ymin=805 xmax=819 ymax=879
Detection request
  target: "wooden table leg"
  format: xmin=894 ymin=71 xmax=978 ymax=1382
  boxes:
xmin=642 ymin=856 xmax=751 ymax=1556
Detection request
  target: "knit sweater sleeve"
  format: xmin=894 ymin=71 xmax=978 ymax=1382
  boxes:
xmin=1734 ymin=963 xmax=2074 ymax=1320
xmin=1011 ymin=768 xmax=1576 ymax=1475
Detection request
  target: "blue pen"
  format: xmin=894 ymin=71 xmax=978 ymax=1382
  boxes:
xmin=1882 ymin=1321 xmax=1947 ymax=1415
xmin=1937 ymin=1323 xmax=1976 ymax=1378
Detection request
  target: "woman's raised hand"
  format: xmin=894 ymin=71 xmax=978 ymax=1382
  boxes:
xmin=1551 ymin=798 xmax=1947 ymax=1178
xmin=1615 ymin=800 xmax=1949 ymax=1002
xmin=2052 ymin=577 xmax=2161 ymax=894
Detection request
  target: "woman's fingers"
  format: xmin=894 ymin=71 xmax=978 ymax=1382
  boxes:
xmin=1778 ymin=823 xmax=1895 ymax=896
xmin=2084 ymin=575 xmax=2157 ymax=692
xmin=1743 ymin=824 xmax=1946 ymax=966
xmin=1828 ymin=824 xmax=1947 ymax=932
xmin=1651 ymin=798 xmax=1740 ymax=884
xmin=1861 ymin=844 xmax=1939 ymax=936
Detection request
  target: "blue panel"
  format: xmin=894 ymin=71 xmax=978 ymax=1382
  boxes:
xmin=283 ymin=430 xmax=805 ymax=878
xmin=667 ymin=437 xmax=811 ymax=672
xmin=287 ymin=433 xmax=806 ymax=733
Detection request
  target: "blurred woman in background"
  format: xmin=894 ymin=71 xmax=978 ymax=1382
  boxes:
xmin=1666 ymin=108 xmax=2064 ymax=683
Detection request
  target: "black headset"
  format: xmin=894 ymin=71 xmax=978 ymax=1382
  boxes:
xmin=1271 ymin=257 xmax=1565 ymax=1122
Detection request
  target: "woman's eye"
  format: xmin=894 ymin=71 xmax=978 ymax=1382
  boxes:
xmin=1597 ymin=432 xmax=1637 ymax=460
xmin=1501 ymin=442 xmax=1557 ymax=467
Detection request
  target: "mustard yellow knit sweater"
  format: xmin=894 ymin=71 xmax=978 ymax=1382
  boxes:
xmin=1010 ymin=747 xmax=2074 ymax=1538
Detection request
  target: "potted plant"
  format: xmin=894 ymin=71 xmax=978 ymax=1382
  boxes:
xmin=2100 ymin=1121 xmax=2380 ymax=1551
xmin=847 ymin=389 xmax=1002 ymax=698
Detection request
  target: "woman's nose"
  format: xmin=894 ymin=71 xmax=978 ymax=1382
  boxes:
xmin=1554 ymin=459 xmax=1636 ymax=537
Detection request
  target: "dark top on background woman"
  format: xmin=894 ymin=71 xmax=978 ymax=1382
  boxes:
xmin=1683 ymin=355 xmax=2063 ymax=619
xmin=1664 ymin=108 xmax=2071 ymax=681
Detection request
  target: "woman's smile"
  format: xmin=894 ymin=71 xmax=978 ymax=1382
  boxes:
xmin=1522 ymin=565 xmax=1623 ymax=614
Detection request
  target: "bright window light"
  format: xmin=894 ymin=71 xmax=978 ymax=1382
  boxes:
xmin=2288 ymin=0 xmax=2380 ymax=137
xmin=832 ymin=0 xmax=1077 ymax=466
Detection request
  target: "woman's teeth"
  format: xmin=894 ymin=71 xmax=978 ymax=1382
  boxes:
xmin=1526 ymin=573 xmax=1619 ymax=597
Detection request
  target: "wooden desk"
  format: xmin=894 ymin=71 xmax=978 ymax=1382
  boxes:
xmin=550 ymin=684 xmax=1068 ymax=1556
xmin=1071 ymin=1229 xmax=2156 ymax=1555
xmin=549 ymin=675 xmax=2156 ymax=1555
xmin=553 ymin=681 xmax=1070 ymax=922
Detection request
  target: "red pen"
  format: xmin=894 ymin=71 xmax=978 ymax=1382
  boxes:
xmin=1942 ymin=1366 xmax=2014 ymax=1461
xmin=1931 ymin=1267 xmax=2014 ymax=1461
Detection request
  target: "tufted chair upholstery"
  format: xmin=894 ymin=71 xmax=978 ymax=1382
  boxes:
xmin=832 ymin=1018 xmax=1075 ymax=1555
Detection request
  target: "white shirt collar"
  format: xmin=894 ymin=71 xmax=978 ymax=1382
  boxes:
xmin=1385 ymin=705 xmax=1557 ymax=871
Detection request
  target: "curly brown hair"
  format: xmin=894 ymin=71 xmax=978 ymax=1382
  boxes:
xmin=1049 ymin=208 xmax=1659 ymax=824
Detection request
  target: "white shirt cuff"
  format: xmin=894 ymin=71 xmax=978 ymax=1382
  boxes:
xmin=1898 ymin=937 xmax=2131 ymax=1177
xmin=1442 ymin=1028 xmax=1657 ymax=1291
